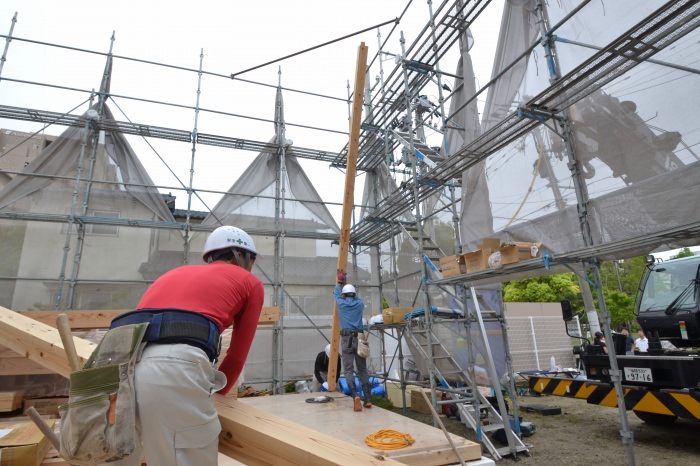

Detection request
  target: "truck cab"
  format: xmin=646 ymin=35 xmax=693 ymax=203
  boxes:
xmin=636 ymin=254 xmax=700 ymax=349
xmin=581 ymin=254 xmax=700 ymax=392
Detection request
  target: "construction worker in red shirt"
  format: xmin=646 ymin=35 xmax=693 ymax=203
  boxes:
xmin=109 ymin=225 xmax=264 ymax=466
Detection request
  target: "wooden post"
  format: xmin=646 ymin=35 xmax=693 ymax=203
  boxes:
xmin=327 ymin=42 xmax=368 ymax=391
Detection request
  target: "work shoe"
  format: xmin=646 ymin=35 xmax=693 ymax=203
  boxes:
xmin=354 ymin=396 xmax=362 ymax=412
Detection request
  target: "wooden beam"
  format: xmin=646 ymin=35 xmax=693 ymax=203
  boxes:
xmin=0 ymin=306 xmax=95 ymax=376
xmin=0 ymin=306 xmax=402 ymax=464
xmin=216 ymin=395 xmax=401 ymax=465
xmin=15 ymin=306 xmax=282 ymax=329
xmin=0 ymin=352 xmax=54 ymax=375
xmin=328 ymin=42 xmax=368 ymax=390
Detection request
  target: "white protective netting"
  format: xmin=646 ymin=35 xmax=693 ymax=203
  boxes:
xmin=457 ymin=0 xmax=700 ymax=258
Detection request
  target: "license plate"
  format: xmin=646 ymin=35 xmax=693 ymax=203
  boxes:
xmin=624 ymin=367 xmax=653 ymax=383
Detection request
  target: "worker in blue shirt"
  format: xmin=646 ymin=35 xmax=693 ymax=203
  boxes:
xmin=335 ymin=269 xmax=371 ymax=412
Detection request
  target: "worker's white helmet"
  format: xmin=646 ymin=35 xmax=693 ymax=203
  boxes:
xmin=341 ymin=284 xmax=356 ymax=295
xmin=202 ymin=226 xmax=257 ymax=261
xmin=325 ymin=344 xmax=331 ymax=357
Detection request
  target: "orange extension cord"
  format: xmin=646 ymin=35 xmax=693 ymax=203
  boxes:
xmin=365 ymin=429 xmax=415 ymax=450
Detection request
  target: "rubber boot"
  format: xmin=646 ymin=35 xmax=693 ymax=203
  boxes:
xmin=362 ymin=384 xmax=372 ymax=408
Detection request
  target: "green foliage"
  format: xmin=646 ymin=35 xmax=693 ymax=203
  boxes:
xmin=676 ymin=247 xmax=695 ymax=259
xmin=371 ymin=394 xmax=394 ymax=409
xmin=503 ymin=256 xmax=648 ymax=330
xmin=503 ymin=273 xmax=580 ymax=303
xmin=600 ymin=290 xmax=635 ymax=329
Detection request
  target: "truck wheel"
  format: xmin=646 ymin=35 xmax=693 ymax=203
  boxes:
xmin=633 ymin=410 xmax=677 ymax=425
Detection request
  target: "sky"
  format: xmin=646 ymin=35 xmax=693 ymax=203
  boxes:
xmin=0 ymin=0 xmax=505 ymax=221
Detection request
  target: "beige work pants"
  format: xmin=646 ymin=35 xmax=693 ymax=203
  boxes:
xmin=109 ymin=343 xmax=226 ymax=466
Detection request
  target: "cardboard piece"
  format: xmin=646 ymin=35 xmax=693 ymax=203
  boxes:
xmin=410 ymin=388 xmax=444 ymax=415
xmin=438 ymin=255 xmax=466 ymax=278
xmin=382 ymin=307 xmax=412 ymax=324
xmin=479 ymin=238 xmax=501 ymax=251
xmin=500 ymin=242 xmax=542 ymax=265
xmin=464 ymin=248 xmax=502 ymax=273
xmin=461 ymin=237 xmax=503 ymax=273
xmin=0 ymin=419 xmax=56 ymax=466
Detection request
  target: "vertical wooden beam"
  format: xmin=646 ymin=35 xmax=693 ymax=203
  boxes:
xmin=328 ymin=42 xmax=369 ymax=391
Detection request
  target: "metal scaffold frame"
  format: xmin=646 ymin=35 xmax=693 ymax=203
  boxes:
xmin=2 ymin=2 xmax=700 ymax=463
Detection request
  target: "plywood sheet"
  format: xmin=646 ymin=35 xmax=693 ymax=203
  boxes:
xmin=239 ymin=392 xmax=482 ymax=465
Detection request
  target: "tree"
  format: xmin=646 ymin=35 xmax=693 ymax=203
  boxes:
xmin=597 ymin=289 xmax=635 ymax=330
xmin=676 ymin=247 xmax=695 ymax=259
xmin=503 ymin=273 xmax=580 ymax=303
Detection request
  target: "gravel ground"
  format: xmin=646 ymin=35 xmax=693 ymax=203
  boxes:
xmin=393 ymin=393 xmax=700 ymax=466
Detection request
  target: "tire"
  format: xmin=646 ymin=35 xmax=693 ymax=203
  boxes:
xmin=633 ymin=410 xmax=677 ymax=425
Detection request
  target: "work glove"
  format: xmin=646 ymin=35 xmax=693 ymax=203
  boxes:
xmin=321 ymin=381 xmax=329 ymax=392
xmin=336 ymin=269 xmax=346 ymax=284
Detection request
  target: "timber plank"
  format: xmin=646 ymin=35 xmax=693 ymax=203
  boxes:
xmin=216 ymin=395 xmax=401 ymax=465
xmin=240 ymin=392 xmax=482 ymax=465
xmin=0 ymin=306 xmax=95 ymax=376
xmin=0 ymin=352 xmax=54 ymax=375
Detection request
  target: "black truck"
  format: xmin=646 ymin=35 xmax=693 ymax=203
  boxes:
xmin=531 ymin=254 xmax=700 ymax=424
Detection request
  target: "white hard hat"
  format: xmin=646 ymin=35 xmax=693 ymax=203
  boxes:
xmin=341 ymin=284 xmax=356 ymax=295
xmin=325 ymin=344 xmax=331 ymax=357
xmin=202 ymin=226 xmax=257 ymax=261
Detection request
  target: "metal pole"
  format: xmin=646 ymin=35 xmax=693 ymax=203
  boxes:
xmin=399 ymin=29 xmax=438 ymax=424
xmin=534 ymin=1 xmax=635 ymax=463
xmin=183 ymin=49 xmax=204 ymax=263
xmin=0 ymin=12 xmax=17 ymax=77
xmin=273 ymin=69 xmax=288 ymax=394
xmin=67 ymin=33 xmax=115 ymax=309
xmin=471 ymin=287 xmax=519 ymax=457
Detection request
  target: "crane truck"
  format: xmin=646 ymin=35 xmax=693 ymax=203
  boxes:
xmin=528 ymin=253 xmax=700 ymax=424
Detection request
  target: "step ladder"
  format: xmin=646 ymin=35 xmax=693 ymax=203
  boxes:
xmin=404 ymin=320 xmax=529 ymax=460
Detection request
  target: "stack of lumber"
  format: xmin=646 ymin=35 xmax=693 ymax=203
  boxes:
xmin=1 ymin=306 xmax=482 ymax=465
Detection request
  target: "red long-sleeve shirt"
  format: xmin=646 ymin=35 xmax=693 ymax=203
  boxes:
xmin=136 ymin=262 xmax=264 ymax=395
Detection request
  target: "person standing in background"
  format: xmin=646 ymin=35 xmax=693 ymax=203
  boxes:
xmin=620 ymin=327 xmax=635 ymax=355
xmin=593 ymin=331 xmax=608 ymax=354
xmin=635 ymin=328 xmax=649 ymax=352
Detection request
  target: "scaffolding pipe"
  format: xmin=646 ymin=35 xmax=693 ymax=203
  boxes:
xmin=67 ymin=35 xmax=116 ymax=308
xmin=534 ymin=0 xmax=635 ymax=463
xmin=0 ymin=12 xmax=17 ymax=78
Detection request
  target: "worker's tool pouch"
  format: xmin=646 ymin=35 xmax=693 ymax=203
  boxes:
xmin=58 ymin=322 xmax=149 ymax=465
xmin=357 ymin=331 xmax=370 ymax=359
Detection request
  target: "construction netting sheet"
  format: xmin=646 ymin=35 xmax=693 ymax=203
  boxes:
xmin=456 ymin=0 xmax=700 ymax=258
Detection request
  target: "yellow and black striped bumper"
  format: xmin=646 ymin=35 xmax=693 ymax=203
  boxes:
xmin=527 ymin=376 xmax=700 ymax=420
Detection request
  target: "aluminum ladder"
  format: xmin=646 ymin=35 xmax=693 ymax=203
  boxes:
xmin=404 ymin=318 xmax=529 ymax=460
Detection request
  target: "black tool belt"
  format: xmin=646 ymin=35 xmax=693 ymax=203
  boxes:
xmin=340 ymin=329 xmax=359 ymax=336
xmin=110 ymin=308 xmax=221 ymax=362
